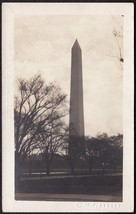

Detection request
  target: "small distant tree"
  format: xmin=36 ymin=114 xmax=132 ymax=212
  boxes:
xmin=62 ymin=126 xmax=85 ymax=175
xmin=84 ymin=134 xmax=107 ymax=174
xmin=95 ymin=133 xmax=111 ymax=168
xmin=38 ymin=119 xmax=67 ymax=175
xmin=14 ymin=74 xmax=67 ymax=180
xmin=84 ymin=133 xmax=123 ymax=174
xmin=108 ymin=134 xmax=123 ymax=172
xmin=97 ymin=133 xmax=123 ymax=172
xmin=84 ymin=136 xmax=99 ymax=174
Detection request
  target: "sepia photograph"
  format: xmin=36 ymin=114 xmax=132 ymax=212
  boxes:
xmin=2 ymin=3 xmax=134 ymax=212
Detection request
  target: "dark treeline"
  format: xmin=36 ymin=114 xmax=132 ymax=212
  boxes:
xmin=15 ymin=74 xmax=123 ymax=181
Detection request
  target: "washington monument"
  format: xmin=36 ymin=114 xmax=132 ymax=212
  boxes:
xmin=69 ymin=39 xmax=84 ymax=138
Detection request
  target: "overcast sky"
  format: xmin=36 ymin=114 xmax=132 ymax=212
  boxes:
xmin=14 ymin=15 xmax=123 ymax=136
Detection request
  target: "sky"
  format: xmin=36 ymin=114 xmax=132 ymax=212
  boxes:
xmin=14 ymin=15 xmax=123 ymax=136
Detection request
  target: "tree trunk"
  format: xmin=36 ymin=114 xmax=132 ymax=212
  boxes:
xmin=15 ymin=153 xmax=22 ymax=184
xmin=46 ymin=164 xmax=50 ymax=175
xmin=114 ymin=164 xmax=117 ymax=172
xmin=89 ymin=164 xmax=92 ymax=174
xmin=71 ymin=165 xmax=74 ymax=175
xmin=69 ymin=161 xmax=74 ymax=175
xmin=29 ymin=157 xmax=32 ymax=175
xmin=15 ymin=162 xmax=22 ymax=191
xmin=86 ymin=158 xmax=93 ymax=175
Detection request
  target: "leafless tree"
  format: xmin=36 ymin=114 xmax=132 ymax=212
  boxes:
xmin=61 ymin=126 xmax=85 ymax=175
xmin=38 ymin=119 xmax=67 ymax=175
xmin=84 ymin=136 xmax=101 ymax=174
xmin=84 ymin=133 xmax=123 ymax=174
xmin=14 ymin=74 xmax=67 ymax=180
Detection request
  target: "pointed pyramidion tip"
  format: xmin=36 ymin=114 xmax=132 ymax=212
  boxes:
xmin=72 ymin=39 xmax=81 ymax=49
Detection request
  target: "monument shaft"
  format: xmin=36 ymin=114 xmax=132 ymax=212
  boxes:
xmin=69 ymin=40 xmax=84 ymax=137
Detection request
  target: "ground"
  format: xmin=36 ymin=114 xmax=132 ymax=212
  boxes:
xmin=15 ymin=192 xmax=122 ymax=202
xmin=15 ymin=170 xmax=122 ymax=202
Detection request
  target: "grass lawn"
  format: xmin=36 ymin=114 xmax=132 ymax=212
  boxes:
xmin=16 ymin=173 xmax=122 ymax=200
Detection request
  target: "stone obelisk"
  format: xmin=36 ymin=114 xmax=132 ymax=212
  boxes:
xmin=69 ymin=39 xmax=84 ymax=138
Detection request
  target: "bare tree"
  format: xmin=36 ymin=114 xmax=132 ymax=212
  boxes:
xmin=84 ymin=133 xmax=123 ymax=174
xmin=14 ymin=74 xmax=67 ymax=180
xmin=84 ymin=136 xmax=99 ymax=174
xmin=108 ymin=133 xmax=123 ymax=172
xmin=61 ymin=126 xmax=85 ymax=175
xmin=38 ymin=119 xmax=67 ymax=175
xmin=84 ymin=134 xmax=108 ymax=174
